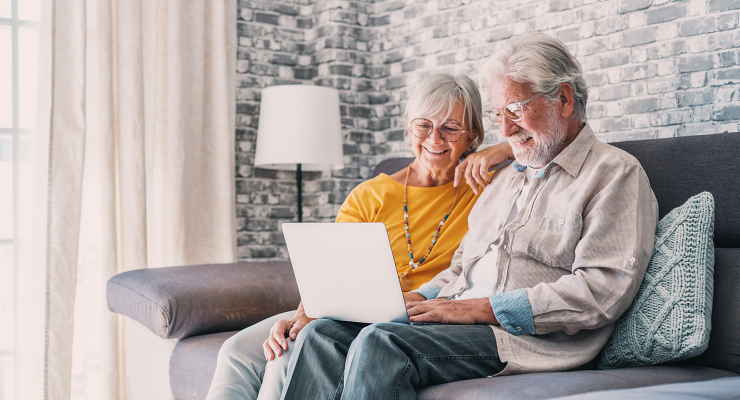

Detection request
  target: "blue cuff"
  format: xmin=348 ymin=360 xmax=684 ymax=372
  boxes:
xmin=410 ymin=283 xmax=440 ymax=300
xmin=489 ymin=289 xmax=535 ymax=335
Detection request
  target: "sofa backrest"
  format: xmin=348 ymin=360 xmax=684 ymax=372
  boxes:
xmin=611 ymin=133 xmax=740 ymax=374
xmin=373 ymin=132 xmax=740 ymax=373
xmin=610 ymin=133 xmax=740 ymax=248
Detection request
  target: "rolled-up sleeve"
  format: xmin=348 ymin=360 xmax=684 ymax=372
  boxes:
xmin=410 ymin=283 xmax=441 ymax=300
xmin=489 ymin=289 xmax=535 ymax=335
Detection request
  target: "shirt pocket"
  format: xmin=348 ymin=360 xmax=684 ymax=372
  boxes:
xmin=511 ymin=213 xmax=583 ymax=269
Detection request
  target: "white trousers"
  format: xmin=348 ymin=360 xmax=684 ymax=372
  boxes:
xmin=206 ymin=310 xmax=296 ymax=400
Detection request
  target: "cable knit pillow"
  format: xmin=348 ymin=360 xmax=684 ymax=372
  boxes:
xmin=598 ymin=192 xmax=715 ymax=369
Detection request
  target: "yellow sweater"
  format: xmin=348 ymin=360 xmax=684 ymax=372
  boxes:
xmin=335 ymin=173 xmax=483 ymax=292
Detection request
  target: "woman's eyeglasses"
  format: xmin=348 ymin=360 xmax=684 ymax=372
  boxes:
xmin=485 ymin=95 xmax=539 ymax=126
xmin=408 ymin=118 xmax=466 ymax=142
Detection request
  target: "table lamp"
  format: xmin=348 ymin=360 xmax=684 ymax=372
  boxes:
xmin=254 ymin=85 xmax=344 ymax=222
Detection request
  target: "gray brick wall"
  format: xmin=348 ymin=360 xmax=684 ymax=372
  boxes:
xmin=236 ymin=0 xmax=740 ymax=261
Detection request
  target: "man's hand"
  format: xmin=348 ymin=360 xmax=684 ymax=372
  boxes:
xmin=403 ymin=292 xmax=427 ymax=303
xmin=454 ymin=142 xmax=514 ymax=195
xmin=263 ymin=303 xmax=315 ymax=361
xmin=406 ymin=298 xmax=499 ymax=325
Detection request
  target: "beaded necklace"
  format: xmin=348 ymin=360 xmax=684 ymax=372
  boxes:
xmin=400 ymin=162 xmax=461 ymax=291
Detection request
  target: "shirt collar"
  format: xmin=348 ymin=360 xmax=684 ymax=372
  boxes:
xmin=510 ymin=123 xmax=596 ymax=179
xmin=551 ymin=123 xmax=596 ymax=178
xmin=512 ymin=161 xmax=527 ymax=172
xmin=512 ymin=160 xmax=550 ymax=178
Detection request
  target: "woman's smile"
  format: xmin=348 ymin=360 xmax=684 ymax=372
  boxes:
xmin=423 ymin=145 xmax=450 ymax=155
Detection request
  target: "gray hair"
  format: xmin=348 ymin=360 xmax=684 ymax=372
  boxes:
xmin=404 ymin=73 xmax=485 ymax=158
xmin=479 ymin=32 xmax=588 ymax=124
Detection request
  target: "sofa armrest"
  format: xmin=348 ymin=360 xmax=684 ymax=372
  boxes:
xmin=107 ymin=261 xmax=300 ymax=340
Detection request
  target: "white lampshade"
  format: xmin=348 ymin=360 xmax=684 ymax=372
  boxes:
xmin=254 ymin=85 xmax=344 ymax=171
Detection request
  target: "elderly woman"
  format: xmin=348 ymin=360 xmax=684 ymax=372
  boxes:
xmin=206 ymin=73 xmax=512 ymax=400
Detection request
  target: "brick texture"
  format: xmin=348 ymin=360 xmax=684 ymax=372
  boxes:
xmin=236 ymin=0 xmax=740 ymax=261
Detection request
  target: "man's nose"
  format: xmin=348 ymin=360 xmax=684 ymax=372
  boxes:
xmin=499 ymin=116 xmax=520 ymax=138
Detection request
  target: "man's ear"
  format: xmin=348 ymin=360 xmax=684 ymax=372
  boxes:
xmin=558 ymin=83 xmax=576 ymax=119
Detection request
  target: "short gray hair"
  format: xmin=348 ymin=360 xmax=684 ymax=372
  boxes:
xmin=479 ymin=33 xmax=588 ymax=124
xmin=404 ymin=73 xmax=485 ymax=158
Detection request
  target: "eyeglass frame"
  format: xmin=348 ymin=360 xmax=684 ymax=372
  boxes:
xmin=407 ymin=117 xmax=468 ymax=143
xmin=484 ymin=95 xmax=540 ymax=126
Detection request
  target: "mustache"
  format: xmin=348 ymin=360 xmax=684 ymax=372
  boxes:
xmin=508 ymin=130 xmax=533 ymax=143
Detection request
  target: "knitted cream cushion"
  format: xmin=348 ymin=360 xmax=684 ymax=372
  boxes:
xmin=598 ymin=192 xmax=715 ymax=369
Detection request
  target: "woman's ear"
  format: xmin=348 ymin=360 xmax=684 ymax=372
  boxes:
xmin=558 ymin=83 xmax=575 ymax=119
xmin=467 ymin=129 xmax=477 ymax=147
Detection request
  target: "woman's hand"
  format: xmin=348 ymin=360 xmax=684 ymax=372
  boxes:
xmin=454 ymin=142 xmax=514 ymax=195
xmin=263 ymin=302 xmax=315 ymax=361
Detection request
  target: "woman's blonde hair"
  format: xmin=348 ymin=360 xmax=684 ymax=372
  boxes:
xmin=404 ymin=73 xmax=485 ymax=158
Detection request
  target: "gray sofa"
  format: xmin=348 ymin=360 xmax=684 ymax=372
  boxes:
xmin=107 ymin=132 xmax=740 ymax=399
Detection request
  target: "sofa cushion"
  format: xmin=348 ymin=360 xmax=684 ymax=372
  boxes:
xmin=417 ymin=365 xmax=738 ymax=400
xmin=687 ymin=247 xmax=740 ymax=374
xmin=548 ymin=376 xmax=740 ymax=400
xmin=599 ymin=192 xmax=715 ymax=369
xmin=107 ymin=261 xmax=300 ymax=339
xmin=168 ymin=336 xmax=740 ymax=400
xmin=170 ymin=331 xmax=238 ymax=400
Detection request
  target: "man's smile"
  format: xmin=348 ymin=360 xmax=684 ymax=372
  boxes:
xmin=510 ymin=136 xmax=533 ymax=147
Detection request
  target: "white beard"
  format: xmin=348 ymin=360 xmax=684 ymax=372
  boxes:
xmin=509 ymin=108 xmax=567 ymax=168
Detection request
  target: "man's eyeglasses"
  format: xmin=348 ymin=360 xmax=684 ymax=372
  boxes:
xmin=485 ymin=95 xmax=539 ymax=126
xmin=408 ymin=118 xmax=466 ymax=142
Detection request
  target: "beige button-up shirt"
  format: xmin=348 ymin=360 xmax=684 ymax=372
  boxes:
xmin=423 ymin=124 xmax=659 ymax=375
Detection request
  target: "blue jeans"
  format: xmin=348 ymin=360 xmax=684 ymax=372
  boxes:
xmin=280 ymin=320 xmax=504 ymax=400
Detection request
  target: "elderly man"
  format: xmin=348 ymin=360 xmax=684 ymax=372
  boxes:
xmin=279 ymin=32 xmax=659 ymax=400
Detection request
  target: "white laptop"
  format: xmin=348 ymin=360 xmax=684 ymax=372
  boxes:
xmin=282 ymin=222 xmax=410 ymax=324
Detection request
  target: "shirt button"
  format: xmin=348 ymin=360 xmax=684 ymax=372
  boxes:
xmin=513 ymin=188 xmax=519 ymax=194
xmin=515 ymin=326 xmax=522 ymax=332
xmin=629 ymin=257 xmax=636 ymax=263
xmin=503 ymin=244 xmax=507 ymax=250
xmin=559 ymin=219 xmax=565 ymax=225
xmin=497 ymin=224 xmax=502 ymax=230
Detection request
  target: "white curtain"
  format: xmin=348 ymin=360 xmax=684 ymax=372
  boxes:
xmin=17 ymin=0 xmax=237 ymax=399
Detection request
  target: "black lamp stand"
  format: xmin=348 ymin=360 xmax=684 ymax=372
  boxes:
xmin=296 ymin=163 xmax=302 ymax=222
